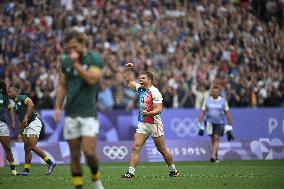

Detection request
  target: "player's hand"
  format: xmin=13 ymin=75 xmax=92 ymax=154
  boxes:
xmin=23 ymin=116 xmax=28 ymax=126
xmin=11 ymin=122 xmax=16 ymax=132
xmin=224 ymin=125 xmax=233 ymax=134
xmin=227 ymin=131 xmax=235 ymax=141
xmin=197 ymin=122 xmax=205 ymax=136
xmin=70 ymin=50 xmax=80 ymax=63
xmin=54 ymin=108 xmax=62 ymax=122
xmin=17 ymin=134 xmax=23 ymax=142
xmin=125 ymin=63 xmax=134 ymax=69
xmin=142 ymin=110 xmax=148 ymax=116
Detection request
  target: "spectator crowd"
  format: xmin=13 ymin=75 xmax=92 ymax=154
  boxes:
xmin=0 ymin=0 xmax=283 ymax=110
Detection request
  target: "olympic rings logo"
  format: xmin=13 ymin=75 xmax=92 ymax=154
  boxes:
xmin=170 ymin=117 xmax=199 ymax=137
xmin=103 ymin=146 xmax=128 ymax=160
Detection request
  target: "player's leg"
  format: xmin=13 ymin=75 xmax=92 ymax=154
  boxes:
xmin=153 ymin=135 xmax=179 ymax=177
xmin=0 ymin=136 xmax=17 ymax=175
xmin=80 ymin=117 xmax=104 ymax=189
xmin=82 ymin=136 xmax=104 ymax=189
xmin=26 ymin=118 xmax=56 ymax=174
xmin=28 ymin=135 xmax=56 ymax=175
xmin=64 ymin=117 xmax=84 ymax=189
xmin=17 ymin=134 xmax=32 ymax=176
xmin=211 ymin=134 xmax=220 ymax=162
xmin=210 ymin=124 xmax=223 ymax=162
xmin=68 ymin=138 xmax=83 ymax=189
xmin=122 ymin=132 xmax=149 ymax=178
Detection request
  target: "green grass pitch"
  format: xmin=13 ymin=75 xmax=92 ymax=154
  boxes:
xmin=1 ymin=160 xmax=284 ymax=189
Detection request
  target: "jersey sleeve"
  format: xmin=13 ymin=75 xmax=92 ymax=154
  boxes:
xmin=7 ymin=99 xmax=15 ymax=109
xmin=89 ymin=52 xmax=104 ymax=70
xmin=152 ymin=89 xmax=163 ymax=104
xmin=19 ymin=95 xmax=30 ymax=105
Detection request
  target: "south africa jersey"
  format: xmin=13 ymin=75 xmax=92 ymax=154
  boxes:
xmin=14 ymin=95 xmax=37 ymax=123
xmin=0 ymin=91 xmax=12 ymax=123
xmin=60 ymin=50 xmax=104 ymax=117
xmin=135 ymin=84 xmax=163 ymax=124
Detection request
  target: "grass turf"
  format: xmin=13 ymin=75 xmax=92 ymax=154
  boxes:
xmin=0 ymin=160 xmax=284 ymax=189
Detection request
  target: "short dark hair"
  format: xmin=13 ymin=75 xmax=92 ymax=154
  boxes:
xmin=64 ymin=30 xmax=88 ymax=45
xmin=141 ymin=71 xmax=154 ymax=82
xmin=0 ymin=80 xmax=7 ymax=96
xmin=212 ymin=85 xmax=220 ymax=90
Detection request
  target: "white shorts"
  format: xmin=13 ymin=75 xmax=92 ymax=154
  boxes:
xmin=23 ymin=117 xmax=42 ymax=137
xmin=0 ymin=121 xmax=10 ymax=137
xmin=136 ymin=122 xmax=164 ymax=138
xmin=64 ymin=116 xmax=99 ymax=140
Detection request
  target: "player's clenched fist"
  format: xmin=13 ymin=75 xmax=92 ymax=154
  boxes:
xmin=70 ymin=50 xmax=80 ymax=62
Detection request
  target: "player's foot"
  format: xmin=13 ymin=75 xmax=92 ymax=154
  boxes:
xmin=17 ymin=171 xmax=30 ymax=176
xmin=210 ymin=158 xmax=220 ymax=163
xmin=46 ymin=163 xmax=56 ymax=175
xmin=121 ymin=172 xmax=134 ymax=178
xmin=169 ymin=170 xmax=180 ymax=177
xmin=93 ymin=180 xmax=105 ymax=189
xmin=11 ymin=170 xmax=18 ymax=176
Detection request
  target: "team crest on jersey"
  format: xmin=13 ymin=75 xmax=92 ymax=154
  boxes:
xmin=0 ymin=100 xmax=3 ymax=104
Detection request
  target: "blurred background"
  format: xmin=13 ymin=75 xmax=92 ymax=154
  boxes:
xmin=0 ymin=0 xmax=284 ymax=164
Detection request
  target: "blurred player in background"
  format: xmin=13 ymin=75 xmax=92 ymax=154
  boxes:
xmin=121 ymin=63 xmax=179 ymax=178
xmin=7 ymin=84 xmax=56 ymax=175
xmin=54 ymin=30 xmax=104 ymax=189
xmin=197 ymin=86 xmax=234 ymax=162
xmin=0 ymin=80 xmax=17 ymax=175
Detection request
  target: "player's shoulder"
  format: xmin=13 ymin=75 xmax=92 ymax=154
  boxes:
xmin=60 ymin=54 xmax=70 ymax=62
xmin=87 ymin=51 xmax=104 ymax=68
xmin=59 ymin=54 xmax=70 ymax=67
xmin=18 ymin=94 xmax=29 ymax=101
xmin=149 ymin=86 xmax=162 ymax=95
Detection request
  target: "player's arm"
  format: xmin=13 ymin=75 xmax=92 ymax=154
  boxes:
xmin=124 ymin=63 xmax=136 ymax=90
xmin=197 ymin=99 xmax=206 ymax=135
xmin=224 ymin=101 xmax=232 ymax=126
xmin=54 ymin=72 xmax=67 ymax=122
xmin=142 ymin=103 xmax=163 ymax=117
xmin=7 ymin=104 xmax=16 ymax=131
xmin=198 ymin=99 xmax=206 ymax=124
xmin=71 ymin=51 xmax=102 ymax=85
xmin=17 ymin=121 xmax=24 ymax=142
xmin=224 ymin=100 xmax=234 ymax=141
xmin=23 ymin=97 xmax=34 ymax=126
xmin=142 ymin=89 xmax=163 ymax=116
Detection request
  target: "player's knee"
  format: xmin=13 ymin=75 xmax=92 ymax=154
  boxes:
xmin=3 ymin=145 xmax=12 ymax=153
xmin=132 ymin=143 xmax=141 ymax=152
xmin=83 ymin=149 xmax=95 ymax=159
xmin=71 ymin=150 xmax=81 ymax=161
xmin=213 ymin=135 xmax=219 ymax=140
xmin=30 ymin=145 xmax=37 ymax=152
xmin=24 ymin=145 xmax=31 ymax=152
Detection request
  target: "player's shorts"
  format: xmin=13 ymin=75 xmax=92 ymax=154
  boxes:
xmin=23 ymin=117 xmax=42 ymax=138
xmin=206 ymin=121 xmax=224 ymax=136
xmin=64 ymin=116 xmax=99 ymax=140
xmin=136 ymin=122 xmax=164 ymax=138
xmin=0 ymin=121 xmax=10 ymax=137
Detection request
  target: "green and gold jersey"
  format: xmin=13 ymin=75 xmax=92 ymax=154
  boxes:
xmin=14 ymin=95 xmax=37 ymax=123
xmin=60 ymin=50 xmax=104 ymax=117
xmin=0 ymin=91 xmax=12 ymax=123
